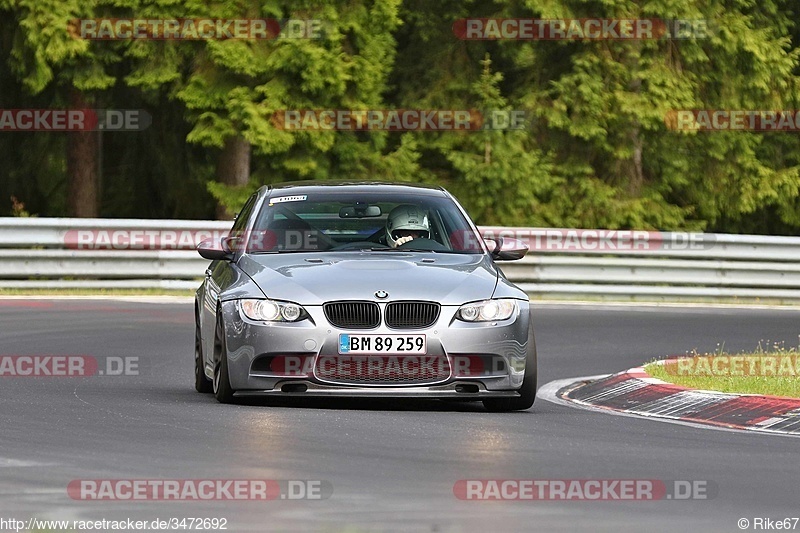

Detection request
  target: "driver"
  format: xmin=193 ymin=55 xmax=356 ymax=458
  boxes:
xmin=386 ymin=204 xmax=430 ymax=248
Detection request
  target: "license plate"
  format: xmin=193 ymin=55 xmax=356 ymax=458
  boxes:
xmin=338 ymin=334 xmax=427 ymax=355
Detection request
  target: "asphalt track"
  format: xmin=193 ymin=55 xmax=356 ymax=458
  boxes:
xmin=1 ymin=298 xmax=799 ymax=532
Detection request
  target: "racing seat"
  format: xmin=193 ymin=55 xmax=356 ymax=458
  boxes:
xmin=267 ymin=218 xmax=324 ymax=252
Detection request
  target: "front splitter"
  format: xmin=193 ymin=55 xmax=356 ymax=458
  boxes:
xmin=234 ymin=380 xmax=521 ymax=399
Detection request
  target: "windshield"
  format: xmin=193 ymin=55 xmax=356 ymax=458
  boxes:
xmin=243 ymin=191 xmax=486 ymax=254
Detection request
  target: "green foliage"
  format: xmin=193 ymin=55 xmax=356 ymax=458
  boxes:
xmin=206 ymin=180 xmax=258 ymax=216
xmin=1 ymin=0 xmax=800 ymax=232
xmin=439 ymin=55 xmax=560 ymax=226
xmin=7 ymin=0 xmax=123 ymax=94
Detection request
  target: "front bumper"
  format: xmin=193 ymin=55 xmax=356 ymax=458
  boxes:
xmin=235 ymin=381 xmax=520 ymax=398
xmin=220 ymin=299 xmax=533 ymax=398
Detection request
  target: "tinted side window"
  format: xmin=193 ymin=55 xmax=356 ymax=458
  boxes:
xmin=227 ymin=193 xmax=259 ymax=252
xmin=230 ymin=194 xmax=258 ymax=234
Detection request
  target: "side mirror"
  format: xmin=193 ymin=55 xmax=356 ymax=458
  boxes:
xmin=197 ymin=238 xmax=234 ymax=261
xmin=489 ymin=237 xmax=528 ymax=261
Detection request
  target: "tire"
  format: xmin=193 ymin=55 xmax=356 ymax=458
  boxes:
xmin=212 ymin=311 xmax=236 ymax=404
xmin=483 ymin=319 xmax=537 ymax=412
xmin=194 ymin=308 xmax=213 ymax=393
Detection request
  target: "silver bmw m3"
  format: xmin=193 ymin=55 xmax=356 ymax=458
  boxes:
xmin=194 ymin=182 xmax=536 ymax=411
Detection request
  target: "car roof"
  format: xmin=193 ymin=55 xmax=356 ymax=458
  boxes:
xmin=260 ymin=181 xmax=448 ymax=198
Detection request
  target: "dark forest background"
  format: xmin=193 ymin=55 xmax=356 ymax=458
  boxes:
xmin=1 ymin=0 xmax=799 ymax=234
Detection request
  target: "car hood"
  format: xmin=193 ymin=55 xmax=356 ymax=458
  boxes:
xmin=237 ymin=252 xmax=499 ymax=305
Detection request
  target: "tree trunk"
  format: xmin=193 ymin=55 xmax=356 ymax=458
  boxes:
xmin=66 ymin=89 xmax=99 ymax=217
xmin=629 ymin=123 xmax=644 ymax=195
xmin=627 ymin=73 xmax=644 ymax=196
xmin=215 ymin=135 xmax=251 ymax=220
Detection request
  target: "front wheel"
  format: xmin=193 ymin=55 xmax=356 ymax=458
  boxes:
xmin=482 ymin=369 xmax=536 ymax=412
xmin=194 ymin=311 xmax=213 ymax=393
xmin=483 ymin=321 xmax=537 ymax=412
xmin=212 ymin=312 xmax=236 ymax=404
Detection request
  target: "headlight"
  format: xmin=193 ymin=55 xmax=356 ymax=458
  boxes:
xmin=239 ymin=299 xmax=306 ymax=322
xmin=456 ymin=299 xmax=517 ymax=322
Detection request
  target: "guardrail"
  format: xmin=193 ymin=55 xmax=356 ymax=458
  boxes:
xmin=1 ymin=218 xmax=798 ymax=303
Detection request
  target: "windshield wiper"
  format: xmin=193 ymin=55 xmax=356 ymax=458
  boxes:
xmin=249 ymin=249 xmax=322 ymax=254
xmin=364 ymin=247 xmax=437 ymax=253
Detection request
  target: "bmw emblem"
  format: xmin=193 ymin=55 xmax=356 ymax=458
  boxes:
xmin=375 ymin=290 xmax=389 ymax=299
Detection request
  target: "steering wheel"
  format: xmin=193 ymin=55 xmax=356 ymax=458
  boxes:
xmin=397 ymin=238 xmax=449 ymax=251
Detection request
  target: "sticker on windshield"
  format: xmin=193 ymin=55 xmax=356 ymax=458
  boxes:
xmin=269 ymin=195 xmax=307 ymax=205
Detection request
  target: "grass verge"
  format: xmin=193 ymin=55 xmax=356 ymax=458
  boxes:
xmin=645 ymin=343 xmax=800 ymax=398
